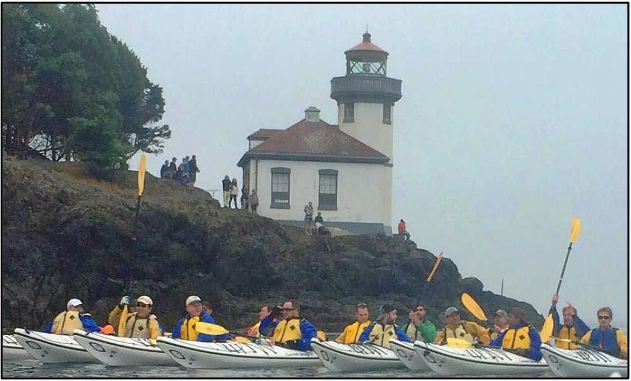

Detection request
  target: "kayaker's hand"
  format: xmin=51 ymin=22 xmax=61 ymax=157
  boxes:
xmin=551 ymin=294 xmax=559 ymax=305
xmin=120 ymin=295 xmax=131 ymax=307
xmin=284 ymin=340 xmax=299 ymax=350
xmin=513 ymin=348 xmax=527 ymax=357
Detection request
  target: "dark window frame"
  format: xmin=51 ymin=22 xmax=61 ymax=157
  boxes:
xmin=318 ymin=169 xmax=338 ymax=211
xmin=343 ymin=103 xmax=355 ymax=123
xmin=383 ymin=103 xmax=392 ymax=125
xmin=270 ymin=167 xmax=290 ymax=209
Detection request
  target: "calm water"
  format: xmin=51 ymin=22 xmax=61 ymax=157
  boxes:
xmin=2 ymin=360 xmax=556 ymax=378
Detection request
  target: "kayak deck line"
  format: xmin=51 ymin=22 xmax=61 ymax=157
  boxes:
xmin=414 ymin=342 xmax=548 ymax=368
xmin=74 ymin=331 xmax=164 ymax=353
xmin=14 ymin=331 xmax=88 ymax=353
xmin=541 ymin=345 xmax=627 ymax=368
xmin=311 ymin=341 xmax=400 ymax=362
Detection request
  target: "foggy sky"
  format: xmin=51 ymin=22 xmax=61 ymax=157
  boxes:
xmin=96 ymin=4 xmax=628 ymax=324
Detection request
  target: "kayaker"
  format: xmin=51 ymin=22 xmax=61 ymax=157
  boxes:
xmin=487 ymin=309 xmax=509 ymax=340
xmin=108 ymin=296 xmax=137 ymax=326
xmin=172 ymin=295 xmax=231 ymax=342
xmin=335 ymin=303 xmax=372 ymax=344
xmin=43 ymin=298 xmax=101 ymax=335
xmin=434 ymin=307 xmax=490 ymax=345
xmin=549 ymin=294 xmax=590 ymax=349
xmin=202 ymin=301 xmax=213 ymax=316
xmin=402 ymin=303 xmax=436 ymax=342
xmin=108 ymin=295 xmax=162 ymax=339
xmin=247 ymin=305 xmax=271 ymax=337
xmin=261 ymin=300 xmax=318 ymax=351
xmin=580 ymin=307 xmax=628 ymax=359
xmin=358 ymin=304 xmax=412 ymax=348
xmin=490 ymin=307 xmax=542 ymax=361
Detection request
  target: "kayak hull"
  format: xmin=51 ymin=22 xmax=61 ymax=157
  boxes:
xmin=414 ymin=341 xmax=548 ymax=376
xmin=390 ymin=339 xmax=431 ymax=372
xmin=541 ymin=343 xmax=628 ymax=377
xmin=3 ymin=335 xmax=33 ymax=361
xmin=156 ymin=337 xmax=321 ymax=369
xmin=13 ymin=328 xmax=97 ymax=364
xmin=310 ymin=339 xmax=405 ymax=373
xmin=73 ymin=330 xmax=174 ymax=366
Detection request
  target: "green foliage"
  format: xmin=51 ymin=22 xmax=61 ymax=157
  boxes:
xmin=2 ymin=4 xmax=170 ymax=167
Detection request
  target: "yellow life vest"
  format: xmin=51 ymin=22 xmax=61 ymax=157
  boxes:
xmin=272 ymin=319 xmax=302 ymax=343
xmin=124 ymin=313 xmax=160 ymax=339
xmin=502 ymin=326 xmax=531 ymax=350
xmin=52 ymin=311 xmax=84 ymax=335
xmin=368 ymin=323 xmax=397 ymax=348
xmin=339 ymin=321 xmax=371 ymax=344
xmin=443 ymin=323 xmax=475 ymax=344
xmin=180 ymin=316 xmax=201 ymax=341
xmin=558 ymin=325 xmax=580 ymax=350
xmin=247 ymin=321 xmax=261 ymax=337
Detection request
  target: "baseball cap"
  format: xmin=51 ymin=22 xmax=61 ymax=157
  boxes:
xmin=137 ymin=296 xmax=153 ymax=306
xmin=495 ymin=309 xmax=508 ymax=318
xmin=444 ymin=306 xmax=459 ymax=317
xmin=67 ymin=298 xmax=83 ymax=308
xmin=186 ymin=295 xmax=202 ymax=306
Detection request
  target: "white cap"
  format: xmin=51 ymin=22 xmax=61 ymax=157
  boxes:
xmin=67 ymin=298 xmax=83 ymax=308
xmin=137 ymin=296 xmax=153 ymax=306
xmin=186 ymin=295 xmax=202 ymax=306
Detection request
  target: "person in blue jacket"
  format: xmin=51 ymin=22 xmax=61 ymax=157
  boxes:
xmin=171 ymin=295 xmax=230 ymax=342
xmin=359 ymin=304 xmax=412 ymax=348
xmin=580 ymin=307 xmax=627 ymax=359
xmin=259 ymin=300 xmax=317 ymax=351
xmin=549 ymin=294 xmax=590 ymax=349
xmin=43 ymin=298 xmax=101 ymax=334
xmin=491 ymin=307 xmax=542 ymax=361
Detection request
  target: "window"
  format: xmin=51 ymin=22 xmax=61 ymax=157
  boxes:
xmin=383 ymin=104 xmax=392 ymax=124
xmin=318 ymin=169 xmax=338 ymax=210
xmin=344 ymin=103 xmax=354 ymax=123
xmin=271 ymin=167 xmax=290 ymax=209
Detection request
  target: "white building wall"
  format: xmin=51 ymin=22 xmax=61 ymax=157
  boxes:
xmin=247 ymin=159 xmax=392 ymax=226
xmin=337 ymin=103 xmax=393 ymax=162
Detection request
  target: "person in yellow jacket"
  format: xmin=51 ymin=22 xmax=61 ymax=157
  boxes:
xmin=335 ymin=303 xmax=371 ymax=344
xmin=108 ymin=296 xmax=162 ymax=339
xmin=549 ymin=294 xmax=590 ymax=349
xmin=486 ymin=309 xmax=510 ymax=341
xmin=247 ymin=305 xmax=271 ymax=337
xmin=259 ymin=300 xmax=318 ymax=350
xmin=580 ymin=307 xmax=627 ymax=359
xmin=43 ymin=298 xmax=101 ymax=335
xmin=435 ymin=307 xmax=490 ymax=345
xmin=490 ymin=307 xmax=542 ymax=361
xmin=108 ymin=296 xmax=137 ymax=326
xmin=172 ymin=295 xmax=230 ymax=342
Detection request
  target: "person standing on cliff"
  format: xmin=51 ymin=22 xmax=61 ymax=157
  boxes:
xmin=398 ymin=219 xmax=411 ymax=241
xmin=43 ymin=298 xmax=102 ymax=335
xmin=189 ymin=155 xmax=200 ymax=187
xmin=170 ymin=158 xmax=178 ymax=179
xmin=402 ymin=303 xmax=436 ymax=342
xmin=249 ymin=189 xmax=259 ymax=213
xmin=304 ymin=202 xmax=314 ymax=235
xmin=229 ymin=178 xmax=239 ymax=209
xmin=222 ymin=175 xmax=231 ymax=207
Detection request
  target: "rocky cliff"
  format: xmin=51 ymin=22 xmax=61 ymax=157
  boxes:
xmin=1 ymin=155 xmax=544 ymax=334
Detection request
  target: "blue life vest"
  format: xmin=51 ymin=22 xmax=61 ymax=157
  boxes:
xmin=587 ymin=327 xmax=620 ymax=357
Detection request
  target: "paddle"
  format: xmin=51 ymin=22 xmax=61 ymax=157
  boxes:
xmin=117 ymin=305 xmax=128 ymax=338
xmin=131 ymin=154 xmax=147 ymax=247
xmin=461 ymin=293 xmax=487 ymax=322
xmin=195 ymin=322 xmax=271 ymax=345
xmin=426 ymin=251 xmax=444 ymax=282
xmin=551 ymin=337 xmax=610 ymax=353
xmin=541 ymin=216 xmax=581 ymax=342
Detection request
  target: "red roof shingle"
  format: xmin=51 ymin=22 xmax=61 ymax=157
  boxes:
xmin=247 ymin=128 xmax=283 ymax=140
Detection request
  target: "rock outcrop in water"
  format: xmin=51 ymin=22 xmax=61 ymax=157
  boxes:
xmin=1 ymin=155 xmax=544 ymax=334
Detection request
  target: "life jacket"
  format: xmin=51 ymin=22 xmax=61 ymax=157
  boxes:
xmin=368 ymin=323 xmax=397 ymax=348
xmin=247 ymin=322 xmax=261 ymax=337
xmin=124 ymin=313 xmax=159 ymax=339
xmin=341 ymin=321 xmax=371 ymax=344
xmin=558 ymin=325 xmax=581 ymax=350
xmin=405 ymin=321 xmax=424 ymax=341
xmin=272 ymin=319 xmax=303 ymax=343
xmin=502 ymin=326 xmax=531 ymax=350
xmin=51 ymin=311 xmax=84 ymax=335
xmin=443 ymin=322 xmax=474 ymax=344
xmin=180 ymin=315 xmax=201 ymax=341
xmin=587 ymin=327 xmax=621 ymax=357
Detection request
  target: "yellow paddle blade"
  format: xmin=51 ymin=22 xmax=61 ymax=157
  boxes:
xmin=137 ymin=154 xmax=147 ymax=196
xmin=540 ymin=314 xmax=554 ymax=342
xmin=317 ymin=330 xmax=326 ymax=341
xmin=117 ymin=305 xmax=128 ymax=337
xmin=426 ymin=251 xmax=444 ymax=282
xmin=461 ymin=293 xmax=487 ymax=321
xmin=569 ymin=216 xmax=581 ymax=243
xmin=447 ymin=338 xmax=473 ymax=348
xmin=234 ymin=336 xmax=251 ymax=343
xmin=195 ymin=322 xmax=230 ymax=335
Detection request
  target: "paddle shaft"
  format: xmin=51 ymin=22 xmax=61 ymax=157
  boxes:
xmin=554 ymin=242 xmax=573 ymax=295
xmin=132 ymin=195 xmax=142 ymax=240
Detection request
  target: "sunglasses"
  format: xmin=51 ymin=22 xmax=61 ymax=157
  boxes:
xmin=136 ymin=303 xmax=151 ymax=308
xmin=357 ymin=303 xmax=368 ymax=308
xmin=598 ymin=316 xmax=611 ymax=320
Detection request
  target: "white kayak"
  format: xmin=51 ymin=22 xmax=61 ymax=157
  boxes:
xmin=156 ymin=336 xmax=321 ymax=369
xmin=13 ymin=328 xmax=97 ymax=363
xmin=414 ymin=341 xmax=548 ymax=376
xmin=73 ymin=329 xmax=175 ymax=366
xmin=310 ymin=339 xmax=405 ymax=372
xmin=390 ymin=339 xmax=432 ymax=372
xmin=3 ymin=334 xmax=33 ymax=361
xmin=541 ymin=343 xmax=628 ymax=377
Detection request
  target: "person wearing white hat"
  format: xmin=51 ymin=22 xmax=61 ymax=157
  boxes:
xmin=358 ymin=304 xmax=412 ymax=348
xmin=108 ymin=295 xmax=162 ymax=339
xmin=43 ymin=298 xmax=101 ymax=335
xmin=171 ymin=296 xmax=230 ymax=342
xmin=434 ymin=306 xmax=490 ymax=345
